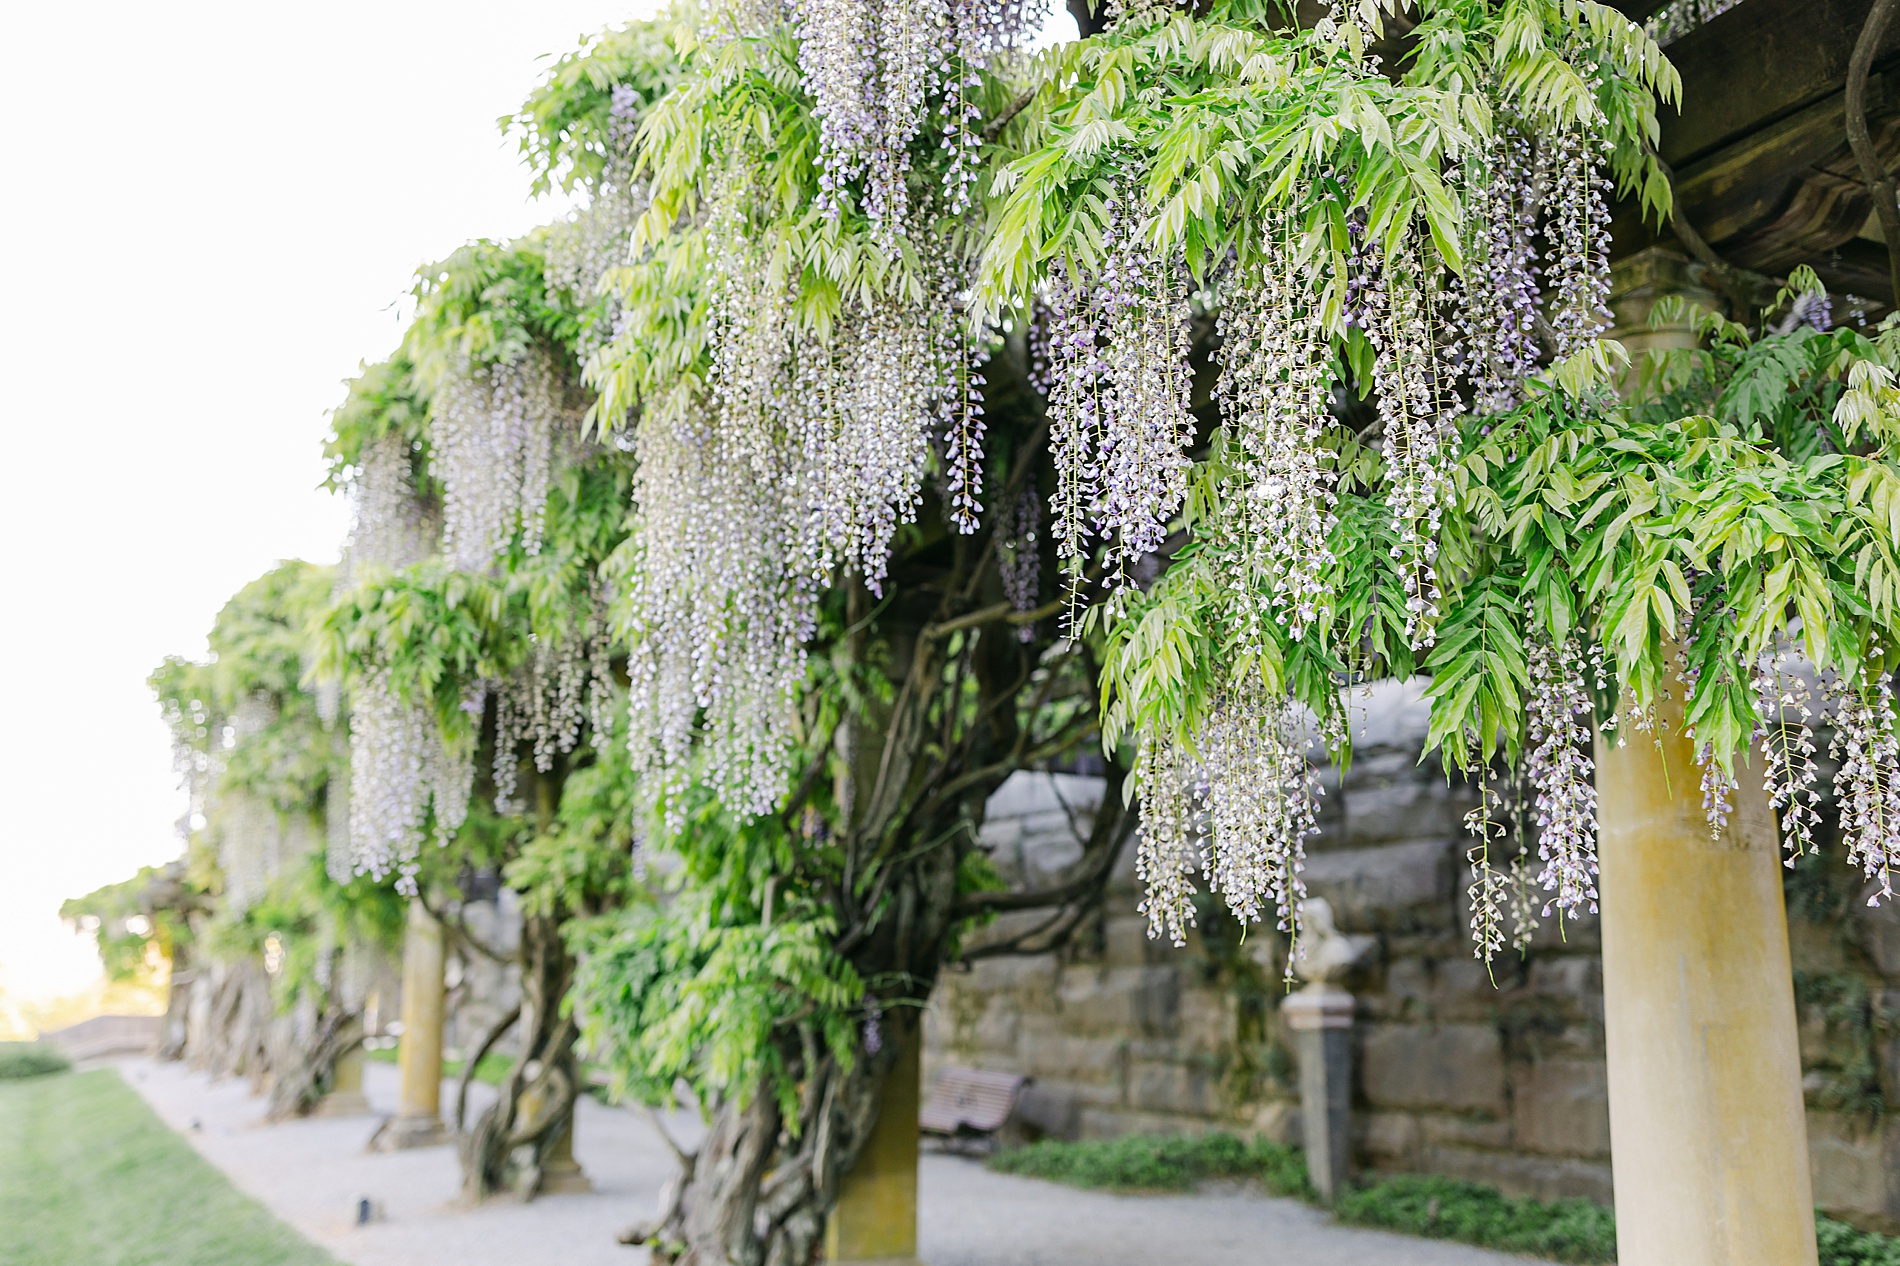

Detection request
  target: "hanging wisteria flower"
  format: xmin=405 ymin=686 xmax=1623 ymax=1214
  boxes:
xmin=788 ymin=0 xmax=1044 ymax=235
xmin=345 ymin=432 xmax=437 ymax=579
xmin=1131 ymin=692 xmax=1320 ymax=978
xmin=1371 ymin=239 xmax=1461 ymax=651
xmin=1215 ymin=226 xmax=1339 ymax=647
xmin=434 ymin=348 xmax=563 ymax=572
xmin=344 ymin=666 xmax=472 ymax=888
xmin=1545 ymin=114 xmax=1615 ymax=359
xmin=998 ymin=488 xmax=1041 ymax=641
xmin=1042 ymin=186 xmax=1195 ymax=620
xmin=1525 ymin=630 xmax=1600 ymax=919
xmin=1457 ymin=115 xmax=1542 ymax=416
xmin=1132 ymin=737 xmax=1202 ymax=949
xmin=1753 ymin=644 xmax=1822 ymax=865
xmin=1828 ymin=665 xmax=1900 ymax=905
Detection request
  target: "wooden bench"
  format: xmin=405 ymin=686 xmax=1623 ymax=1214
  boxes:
xmin=920 ymin=1067 xmax=1027 ymax=1153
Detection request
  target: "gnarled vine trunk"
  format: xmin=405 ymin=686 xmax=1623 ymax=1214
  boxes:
xmin=459 ymin=909 xmax=581 ymax=1201
xmin=265 ymin=1003 xmax=363 ymax=1120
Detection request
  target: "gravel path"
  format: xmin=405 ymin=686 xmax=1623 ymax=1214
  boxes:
xmin=118 ymin=1057 xmax=1554 ymax=1266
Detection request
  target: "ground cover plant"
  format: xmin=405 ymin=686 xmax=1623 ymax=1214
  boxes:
xmin=1335 ymin=1173 xmax=1616 ymax=1263
xmin=989 ymin=1132 xmax=1900 ymax=1265
xmin=988 ymin=1130 xmax=1310 ymax=1195
xmin=0 ymin=1043 xmax=70 ymax=1081
xmin=0 ymin=1069 xmax=337 ymax=1266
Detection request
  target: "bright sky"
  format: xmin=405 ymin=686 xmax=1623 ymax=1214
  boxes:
xmin=0 ymin=1 xmax=652 ymax=1005
xmin=0 ymin=1 xmax=1080 ymax=1010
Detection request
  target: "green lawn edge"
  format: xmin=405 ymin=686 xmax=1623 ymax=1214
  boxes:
xmin=0 ymin=1068 xmax=340 ymax=1266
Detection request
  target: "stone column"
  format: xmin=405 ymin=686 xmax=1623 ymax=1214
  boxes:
xmin=315 ymin=1043 xmax=371 ymax=1117
xmin=372 ymin=900 xmax=451 ymax=1150
xmin=1597 ymin=248 xmax=1816 ymax=1266
xmin=824 ymin=1018 xmax=923 ymax=1266
xmin=1282 ymin=983 xmax=1354 ymax=1202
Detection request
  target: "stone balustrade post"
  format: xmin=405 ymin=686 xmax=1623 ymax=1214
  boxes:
xmin=1282 ymin=982 xmax=1354 ymax=1203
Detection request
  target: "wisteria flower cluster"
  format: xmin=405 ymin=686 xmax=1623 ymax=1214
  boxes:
xmin=620 ymin=179 xmax=983 ymax=818
xmin=1214 ymin=228 xmax=1340 ymax=648
xmin=1133 ymin=692 xmax=1321 ymax=974
xmin=1043 ymin=190 xmax=1195 ymax=618
xmin=1524 ymin=630 xmax=1600 ymax=920
xmin=434 ymin=349 xmax=563 ymax=572
xmin=785 ymin=0 xmax=1044 ymax=234
xmin=1830 ymin=665 xmax=1900 ymax=905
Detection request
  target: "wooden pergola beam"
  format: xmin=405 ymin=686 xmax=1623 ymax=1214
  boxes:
xmin=1611 ymin=0 xmax=1900 ymax=305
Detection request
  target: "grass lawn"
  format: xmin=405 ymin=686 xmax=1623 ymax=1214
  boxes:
xmin=0 ymin=1068 xmax=339 ymax=1266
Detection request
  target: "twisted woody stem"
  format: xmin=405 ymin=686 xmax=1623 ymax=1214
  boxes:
xmin=1847 ymin=0 xmax=1900 ymax=304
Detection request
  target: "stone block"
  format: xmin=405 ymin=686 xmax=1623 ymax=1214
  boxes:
xmin=1252 ymin=1099 xmax=1301 ymax=1146
xmin=1420 ymin=1114 xmax=1513 ymax=1150
xmin=1012 ymin=1081 xmax=1083 ymax=1140
xmin=965 ymin=952 xmax=1059 ymax=998
xmin=1878 ymin=1029 xmax=1900 ymax=1108
xmin=1339 ymin=769 xmax=1473 ymax=848
xmin=1078 ymin=1108 xmax=1214 ymax=1140
xmin=1361 ymin=1111 xmax=1420 ymax=1161
xmin=1129 ymin=1059 xmax=1217 ymax=1117
xmin=1173 ymin=987 xmax=1233 ymax=1054
xmin=1526 ymin=955 xmax=1604 ymax=1013
xmin=1016 ymin=1017 xmax=1124 ymax=1083
xmin=1361 ymin=1022 xmax=1506 ymax=1115
xmin=1412 ymin=1147 xmax=1615 ymax=1206
xmin=984 ymin=771 xmax=1106 ymax=821
xmin=972 ymin=997 xmax=1020 ymax=1053
xmin=1855 ymin=902 xmax=1900 ymax=978
xmin=1104 ymin=913 xmax=1164 ymax=966
xmin=1057 ymin=966 xmax=1179 ymax=1036
xmin=1809 ymin=1112 xmax=1898 ymax=1226
xmin=1343 ymin=677 xmax=1434 ymax=754
xmin=1302 ymin=840 xmax=1452 ymax=929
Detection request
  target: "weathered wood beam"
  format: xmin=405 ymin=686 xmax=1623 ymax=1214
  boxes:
xmin=1611 ymin=0 xmax=1900 ymax=305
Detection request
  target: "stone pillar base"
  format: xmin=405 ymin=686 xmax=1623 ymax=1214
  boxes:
xmin=369 ymin=1113 xmax=452 ymax=1151
xmin=313 ymin=1090 xmax=372 ymax=1118
xmin=539 ymin=1156 xmax=593 ymax=1194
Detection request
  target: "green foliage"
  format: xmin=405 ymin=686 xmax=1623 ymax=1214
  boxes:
xmin=322 ymin=355 xmax=432 ymax=488
xmin=975 ymin=0 xmax=1675 ymax=316
xmin=200 ymin=849 xmax=406 ymax=1012
xmin=1336 ymin=1173 xmax=1617 ymax=1264
xmin=407 ymin=236 xmax=581 ymax=387
xmin=1819 ymin=1213 xmax=1900 ymax=1266
xmin=151 ymin=560 xmax=340 ymax=817
xmin=988 ymin=1131 xmax=1311 ymax=1196
xmin=1105 ymin=308 xmax=1900 ymax=795
xmin=60 ymin=867 xmax=185 ymax=984
xmin=573 ymin=801 xmax=863 ymax=1122
xmin=988 ymin=1134 xmax=1900 ymax=1265
xmin=0 ymin=1043 xmax=71 ymax=1080
xmin=0 ymin=1069 xmax=338 ymax=1265
xmin=507 ymin=18 xmax=682 ymax=196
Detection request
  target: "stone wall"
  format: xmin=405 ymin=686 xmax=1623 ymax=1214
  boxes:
xmin=924 ymin=679 xmax=1900 ymax=1231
